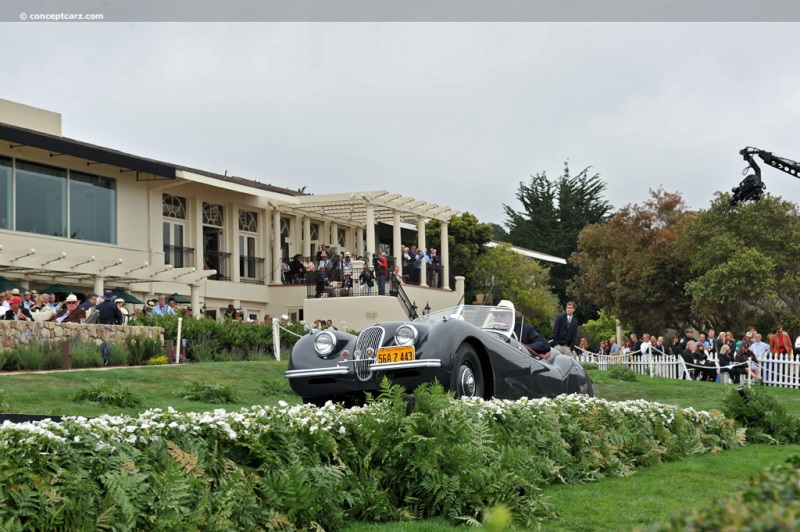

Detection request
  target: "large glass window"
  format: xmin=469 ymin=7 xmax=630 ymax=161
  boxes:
xmin=0 ymin=156 xmax=11 ymax=230
xmin=69 ymin=171 xmax=116 ymax=243
xmin=15 ymin=161 xmax=67 ymax=237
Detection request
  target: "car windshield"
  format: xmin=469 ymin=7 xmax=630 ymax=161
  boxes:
xmin=414 ymin=305 xmax=515 ymax=334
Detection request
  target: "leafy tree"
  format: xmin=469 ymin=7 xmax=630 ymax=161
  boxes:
xmin=471 ymin=243 xmax=560 ymax=335
xmin=491 ymin=223 xmax=508 ymax=241
xmin=425 ymin=212 xmax=494 ymax=298
xmin=678 ymin=192 xmax=800 ymax=332
xmin=570 ymin=188 xmax=692 ymax=333
xmin=581 ymin=309 xmax=622 ymax=347
xmin=503 ymin=162 xmax=613 ymax=308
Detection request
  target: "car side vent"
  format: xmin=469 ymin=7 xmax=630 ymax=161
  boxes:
xmin=353 ymin=326 xmax=385 ymax=381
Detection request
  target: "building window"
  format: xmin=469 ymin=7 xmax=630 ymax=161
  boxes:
xmin=280 ymin=217 xmax=291 ymax=258
xmin=238 ymin=210 xmax=258 ymax=232
xmin=163 ymin=194 xmax=186 ymax=219
xmin=337 ymin=228 xmax=346 ymax=248
xmin=69 ymin=171 xmax=117 ymax=244
xmin=15 ymin=160 xmax=67 ymax=237
xmin=310 ymin=223 xmax=319 ymax=241
xmin=0 ymin=156 xmax=11 ymax=230
xmin=203 ymin=203 xmax=224 ymax=227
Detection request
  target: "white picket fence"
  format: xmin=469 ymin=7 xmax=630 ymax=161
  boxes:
xmin=579 ymin=348 xmax=800 ymax=389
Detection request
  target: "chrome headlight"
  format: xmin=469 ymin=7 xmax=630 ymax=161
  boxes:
xmin=314 ymin=330 xmax=337 ymax=357
xmin=394 ymin=325 xmax=418 ymax=347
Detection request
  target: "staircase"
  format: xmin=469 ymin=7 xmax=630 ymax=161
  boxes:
xmin=390 ymin=275 xmax=418 ymax=319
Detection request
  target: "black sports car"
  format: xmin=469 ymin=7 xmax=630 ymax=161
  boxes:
xmin=285 ymin=304 xmax=593 ymax=405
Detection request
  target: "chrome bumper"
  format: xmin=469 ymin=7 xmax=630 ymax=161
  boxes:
xmin=285 ymin=359 xmax=442 ymax=379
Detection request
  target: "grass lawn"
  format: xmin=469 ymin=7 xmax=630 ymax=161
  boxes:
xmin=2 ymin=361 xmax=799 ymax=530
xmin=0 ymin=360 xmax=299 ymax=417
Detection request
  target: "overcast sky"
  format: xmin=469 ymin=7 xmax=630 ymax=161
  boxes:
xmin=1 ymin=22 xmax=798 ymax=225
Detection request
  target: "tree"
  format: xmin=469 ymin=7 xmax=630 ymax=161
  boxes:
xmin=504 ymin=162 xmax=613 ymax=307
xmin=570 ymin=188 xmax=692 ymax=333
xmin=425 ymin=212 xmax=494 ymax=299
xmin=678 ymin=192 xmax=800 ymax=332
xmin=471 ymin=243 xmax=560 ymax=335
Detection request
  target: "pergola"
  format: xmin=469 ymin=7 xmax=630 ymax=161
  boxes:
xmin=287 ymin=191 xmax=460 ymax=286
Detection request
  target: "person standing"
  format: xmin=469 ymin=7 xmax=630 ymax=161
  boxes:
xmin=769 ymin=325 xmax=792 ymax=357
xmin=79 ymin=293 xmax=98 ymax=311
xmin=552 ymin=301 xmax=579 ymax=356
xmin=96 ymin=290 xmax=123 ymax=325
xmin=376 ymin=251 xmax=389 ymax=296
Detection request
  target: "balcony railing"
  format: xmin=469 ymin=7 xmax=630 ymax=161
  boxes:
xmin=240 ymin=256 xmax=265 ymax=284
xmin=204 ymin=250 xmax=231 ymax=281
xmin=164 ymin=246 xmax=195 ymax=269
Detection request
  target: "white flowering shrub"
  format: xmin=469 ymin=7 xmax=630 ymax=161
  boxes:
xmin=0 ymin=381 xmax=743 ymax=530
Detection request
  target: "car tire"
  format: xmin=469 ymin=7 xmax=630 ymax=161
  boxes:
xmin=452 ymin=343 xmax=484 ymax=399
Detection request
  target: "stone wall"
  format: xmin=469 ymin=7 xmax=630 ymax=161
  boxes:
xmin=0 ymin=321 xmax=164 ymax=353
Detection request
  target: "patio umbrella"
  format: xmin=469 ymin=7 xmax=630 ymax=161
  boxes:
xmin=0 ymin=276 xmax=27 ymax=293
xmin=40 ymin=284 xmax=85 ymax=299
xmin=167 ymin=293 xmax=191 ymax=304
xmin=109 ymin=287 xmax=143 ymax=304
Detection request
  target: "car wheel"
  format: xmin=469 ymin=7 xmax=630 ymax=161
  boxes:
xmin=452 ymin=343 xmax=484 ymax=399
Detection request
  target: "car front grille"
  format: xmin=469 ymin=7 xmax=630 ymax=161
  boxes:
xmin=353 ymin=326 xmax=385 ymax=381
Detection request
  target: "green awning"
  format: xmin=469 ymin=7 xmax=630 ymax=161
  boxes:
xmin=110 ymin=288 xmax=143 ymax=304
xmin=0 ymin=276 xmax=27 ymax=293
xmin=168 ymin=293 xmax=191 ymax=304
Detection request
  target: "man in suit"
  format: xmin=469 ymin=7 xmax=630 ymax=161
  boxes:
xmin=1 ymin=296 xmax=33 ymax=321
xmin=97 ymin=290 xmax=123 ymax=325
xmin=48 ymin=293 xmax=87 ymax=323
xmin=513 ymin=310 xmax=546 ymax=347
xmin=552 ymin=301 xmax=579 ymax=356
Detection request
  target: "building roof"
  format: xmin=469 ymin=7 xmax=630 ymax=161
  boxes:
xmin=484 ymin=241 xmax=567 ymax=265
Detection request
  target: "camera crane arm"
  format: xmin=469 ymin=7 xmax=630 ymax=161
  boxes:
xmin=729 ymin=147 xmax=800 ymax=206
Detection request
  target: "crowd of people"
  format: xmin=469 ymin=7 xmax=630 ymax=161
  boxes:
xmin=283 ymin=243 xmax=443 ymax=297
xmin=578 ymin=324 xmax=799 ymax=384
xmin=0 ymin=288 xmax=128 ymax=325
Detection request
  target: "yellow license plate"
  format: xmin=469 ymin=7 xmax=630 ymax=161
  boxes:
xmin=376 ymin=346 xmax=415 ymax=364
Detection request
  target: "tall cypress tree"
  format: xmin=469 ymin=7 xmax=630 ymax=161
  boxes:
xmin=503 ymin=162 xmax=613 ymax=307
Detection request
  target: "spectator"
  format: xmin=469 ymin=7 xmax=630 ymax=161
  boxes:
xmin=79 ymin=293 xmax=98 ymax=311
xmin=578 ymin=337 xmax=591 ymax=355
xmin=609 ymin=336 xmax=620 ymax=354
xmin=152 ymin=296 xmax=168 ymax=316
xmin=302 ymin=256 xmax=315 ymax=279
xmin=316 ymin=244 xmax=328 ymax=264
xmin=315 ymin=266 xmax=329 ymax=298
xmin=341 ymin=272 xmax=353 ymax=296
xmin=407 ymin=245 xmax=418 ymax=283
xmin=416 ymin=248 xmax=430 ymax=285
xmin=21 ymin=290 xmax=35 ymax=310
xmin=670 ymin=334 xmax=683 ymax=356
xmin=1 ymin=296 xmax=32 ymax=321
xmin=376 ymin=251 xmax=389 ymax=295
xmin=552 ymin=301 xmax=579 ymax=356
xmin=31 ymin=294 xmax=48 ymax=312
xmin=342 ymin=252 xmax=353 ymax=277
xmin=679 ymin=328 xmax=694 ymax=352
xmin=723 ymin=331 xmax=737 ymax=355
xmin=97 ymin=290 xmax=123 ymax=325
xmin=49 ymin=293 xmax=87 ymax=323
xmin=358 ymin=267 xmax=374 ymax=295
xmin=750 ymin=333 xmax=770 ymax=360
xmin=597 ymin=339 xmax=609 ymax=356
xmin=0 ymin=290 xmax=11 ymax=313
xmin=224 ymin=304 xmax=238 ymax=320
xmin=769 ymin=325 xmax=792 ymax=357
xmin=621 ymin=338 xmax=632 ymax=356
xmin=640 ymin=333 xmax=652 ymax=362
xmin=653 ymin=335 xmax=668 ymax=355
xmin=629 ymin=333 xmax=642 ymax=359
xmin=706 ymin=328 xmax=719 ymax=355
xmin=166 ymin=298 xmax=178 ymax=316
xmin=717 ymin=344 xmax=733 ymax=382
xmin=429 ymin=248 xmax=440 ymax=287
xmin=513 ymin=310 xmax=545 ymax=347
xmin=528 ymin=338 xmax=553 ymax=361
xmin=730 ymin=341 xmax=755 ymax=384
xmin=326 ymin=319 xmax=338 ymax=331
xmin=289 ymin=254 xmax=307 ymax=284
xmin=280 ymin=314 xmax=289 ymax=325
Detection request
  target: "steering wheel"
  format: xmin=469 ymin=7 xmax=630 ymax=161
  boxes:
xmin=485 ymin=322 xmax=509 ymax=330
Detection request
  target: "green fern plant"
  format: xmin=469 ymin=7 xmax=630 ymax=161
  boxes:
xmin=72 ymin=382 xmax=143 ymax=408
xmin=175 ymin=382 xmax=237 ymax=404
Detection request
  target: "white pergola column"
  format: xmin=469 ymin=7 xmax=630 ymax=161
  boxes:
xmin=357 ymin=226 xmax=364 ymax=257
xmin=272 ymin=210 xmax=282 ymax=284
xmin=365 ymin=204 xmax=376 ymax=256
xmin=263 ymin=207 xmax=272 ymax=283
xmin=190 ymin=284 xmax=201 ymax=320
xmin=231 ymin=202 xmax=240 ymax=283
xmin=440 ymin=221 xmax=450 ymax=290
xmin=392 ymin=211 xmax=402 ymax=275
xmin=331 ymin=222 xmax=339 ymax=252
xmin=303 ymin=217 xmax=311 ymax=258
xmin=417 ymin=218 xmax=427 ymax=287
xmin=93 ymin=276 xmax=104 ymax=298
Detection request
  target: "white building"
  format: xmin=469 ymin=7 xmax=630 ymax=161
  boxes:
xmin=0 ymin=99 xmax=463 ymax=329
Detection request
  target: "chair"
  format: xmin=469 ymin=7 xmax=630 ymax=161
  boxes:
xmin=32 ymin=309 xmax=54 ymax=322
xmin=473 ymin=293 xmax=485 ymax=305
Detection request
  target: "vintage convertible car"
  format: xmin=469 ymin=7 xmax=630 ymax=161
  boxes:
xmin=285 ymin=303 xmax=593 ymax=405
